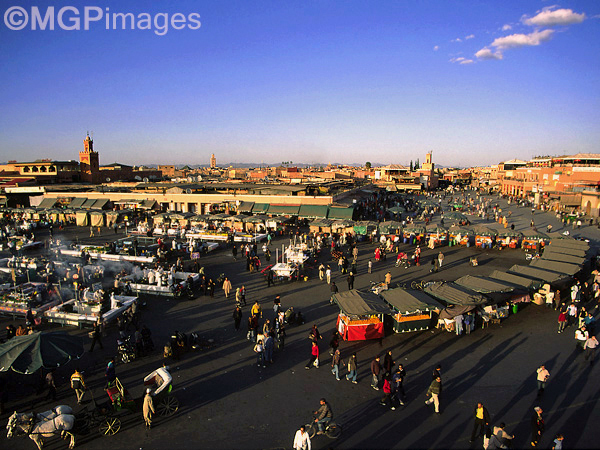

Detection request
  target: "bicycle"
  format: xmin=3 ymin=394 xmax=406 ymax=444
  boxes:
xmin=305 ymin=419 xmax=342 ymax=439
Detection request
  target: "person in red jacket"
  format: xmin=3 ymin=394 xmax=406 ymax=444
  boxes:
xmin=379 ymin=376 xmax=395 ymax=410
xmin=558 ymin=310 xmax=567 ymax=333
xmin=305 ymin=341 xmax=320 ymax=369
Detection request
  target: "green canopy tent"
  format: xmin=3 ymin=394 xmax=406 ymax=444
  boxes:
xmin=444 ymin=211 xmax=469 ymax=223
xmin=424 ymin=281 xmax=489 ymax=306
xmin=487 ymin=270 xmax=543 ymax=291
xmin=541 ymin=251 xmax=586 ymax=266
xmin=454 ymin=275 xmax=528 ymax=303
xmin=378 ymin=221 xmax=402 ymax=235
xmin=0 ymin=331 xmax=84 ymax=374
xmin=331 ymin=290 xmax=391 ymax=341
xmin=508 ymin=265 xmax=570 ymax=286
xmin=529 ymin=259 xmax=581 ymax=276
xmin=353 ymin=221 xmax=378 ymax=236
xmin=380 ymin=288 xmax=443 ymax=333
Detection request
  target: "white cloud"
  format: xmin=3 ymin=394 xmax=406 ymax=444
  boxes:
xmin=465 ymin=34 xmax=475 ymax=40
xmin=451 ymin=38 xmax=462 ymax=43
xmin=491 ymin=29 xmax=554 ymax=49
xmin=449 ymin=56 xmax=474 ymax=65
xmin=433 ymin=45 xmax=439 ymax=51
xmin=502 ymin=24 xmax=512 ymax=31
xmin=523 ymin=8 xmax=585 ymax=27
xmin=475 ymin=47 xmax=503 ymax=60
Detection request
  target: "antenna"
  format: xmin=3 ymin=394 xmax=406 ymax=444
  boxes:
xmin=91 ymin=131 xmax=94 ymax=140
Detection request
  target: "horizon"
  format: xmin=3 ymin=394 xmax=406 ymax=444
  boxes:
xmin=1 ymin=1 xmax=599 ymax=167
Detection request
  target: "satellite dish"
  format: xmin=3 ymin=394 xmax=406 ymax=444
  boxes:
xmin=105 ymin=177 xmax=111 ymax=182
xmin=135 ymin=176 xmax=142 ymax=181
xmin=185 ymin=188 xmax=192 ymax=194
xmin=143 ymin=177 xmax=149 ymax=182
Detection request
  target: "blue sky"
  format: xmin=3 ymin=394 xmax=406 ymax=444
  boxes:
xmin=0 ymin=0 xmax=598 ymax=167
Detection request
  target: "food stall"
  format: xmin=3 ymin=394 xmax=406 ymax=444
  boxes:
xmin=507 ymin=264 xmax=571 ymax=289
xmin=448 ymin=225 xmax=472 ymax=246
xmin=425 ymin=224 xmax=448 ymax=247
xmin=0 ymin=282 xmax=61 ymax=318
xmin=529 ymin=259 xmax=581 ymax=277
xmin=378 ymin=221 xmax=402 ymax=240
xmin=424 ymin=281 xmax=489 ymax=308
xmin=494 ymin=229 xmax=522 ymax=249
xmin=444 ymin=211 xmax=470 ymax=226
xmin=309 ymin=219 xmax=334 ymax=235
xmin=380 ymin=288 xmax=443 ymax=333
xmin=487 ymin=270 xmax=544 ymax=291
xmin=331 ymin=289 xmax=390 ymax=341
xmin=402 ymin=224 xmax=425 ymax=245
xmin=472 ymin=225 xmax=496 ymax=249
xmin=331 ymin=219 xmax=355 ymax=236
xmin=454 ymin=275 xmax=530 ymax=304
xmin=521 ymin=230 xmax=548 ymax=251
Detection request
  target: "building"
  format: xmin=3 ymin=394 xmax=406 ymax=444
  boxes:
xmin=210 ymin=154 xmax=217 ymax=168
xmin=79 ymin=134 xmax=100 ymax=183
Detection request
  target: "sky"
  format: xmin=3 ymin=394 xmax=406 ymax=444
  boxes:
xmin=0 ymin=0 xmax=599 ymax=168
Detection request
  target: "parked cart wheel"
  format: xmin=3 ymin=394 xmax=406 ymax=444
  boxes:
xmin=157 ymin=395 xmax=179 ymax=416
xmin=99 ymin=417 xmax=121 ymax=436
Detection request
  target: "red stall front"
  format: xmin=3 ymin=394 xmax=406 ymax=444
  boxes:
xmin=331 ymin=290 xmax=390 ymax=341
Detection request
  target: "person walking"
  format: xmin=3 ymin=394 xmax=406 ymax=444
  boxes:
xmin=584 ymin=335 xmax=599 ymax=365
xmin=380 ymin=376 xmax=395 ymax=410
xmin=293 ymin=425 xmax=311 ymax=450
xmin=222 ymin=277 xmax=232 ymax=299
xmin=368 ymin=259 xmax=372 ymax=274
xmin=346 ymin=352 xmax=358 ymax=383
xmin=392 ymin=364 xmax=406 ymax=406
xmin=425 ymin=375 xmax=442 ymax=414
xmin=383 ymin=350 xmax=394 ymax=378
xmin=318 ymin=263 xmax=325 ymax=281
xmin=251 ymin=300 xmax=262 ymax=318
xmin=143 ymin=388 xmax=155 ymax=429
xmin=330 ymin=281 xmax=339 ymax=303
xmin=254 ymin=339 xmax=266 ymax=368
xmin=536 ymin=365 xmax=550 ymax=397
xmin=371 ymin=355 xmax=381 ymax=390
xmin=470 ymin=402 xmax=491 ymax=442
xmin=305 ymin=341 xmax=320 ymax=369
xmin=233 ymin=306 xmax=242 ymax=331
xmin=89 ymin=318 xmax=104 ymax=352
xmin=70 ymin=368 xmax=86 ymax=404
xmin=455 ymin=314 xmax=464 ymax=336
xmin=557 ymin=310 xmax=567 ymax=333
xmin=45 ymin=370 xmax=57 ymax=401
xmin=264 ymin=332 xmax=274 ymax=364
xmin=326 ymin=266 xmax=332 ymax=284
xmin=531 ymin=406 xmax=545 ymax=447
xmin=438 ymin=251 xmax=444 ymax=269
xmin=384 ymin=271 xmax=392 ymax=286
xmin=331 ymin=349 xmax=343 ymax=381
xmin=347 ymin=272 xmax=355 ymax=290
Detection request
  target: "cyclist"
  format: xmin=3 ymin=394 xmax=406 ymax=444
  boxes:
xmin=314 ymin=398 xmax=333 ymax=435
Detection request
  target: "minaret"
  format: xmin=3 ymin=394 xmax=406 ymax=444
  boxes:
xmin=210 ymin=153 xmax=216 ymax=168
xmin=79 ymin=133 xmax=100 ymax=182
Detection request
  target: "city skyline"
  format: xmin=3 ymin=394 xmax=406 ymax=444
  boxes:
xmin=1 ymin=0 xmax=599 ymax=167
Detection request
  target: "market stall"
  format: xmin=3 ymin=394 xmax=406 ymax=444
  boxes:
xmin=424 ymin=281 xmax=489 ymax=307
xmin=521 ymin=230 xmax=548 ymax=251
xmin=380 ymin=288 xmax=443 ymax=333
xmin=448 ymin=225 xmax=473 ymax=246
xmin=493 ymin=229 xmax=522 ymax=249
xmin=331 ymin=290 xmax=390 ymax=341
xmin=487 ymin=270 xmax=544 ymax=291
xmin=454 ymin=275 xmax=530 ymax=304
xmin=529 ymin=259 xmax=582 ymax=277
xmin=402 ymin=224 xmax=425 ymax=245
xmin=425 ymin=224 xmax=447 ymax=247
xmin=507 ymin=264 xmax=571 ymax=287
xmin=472 ymin=225 xmax=496 ymax=249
